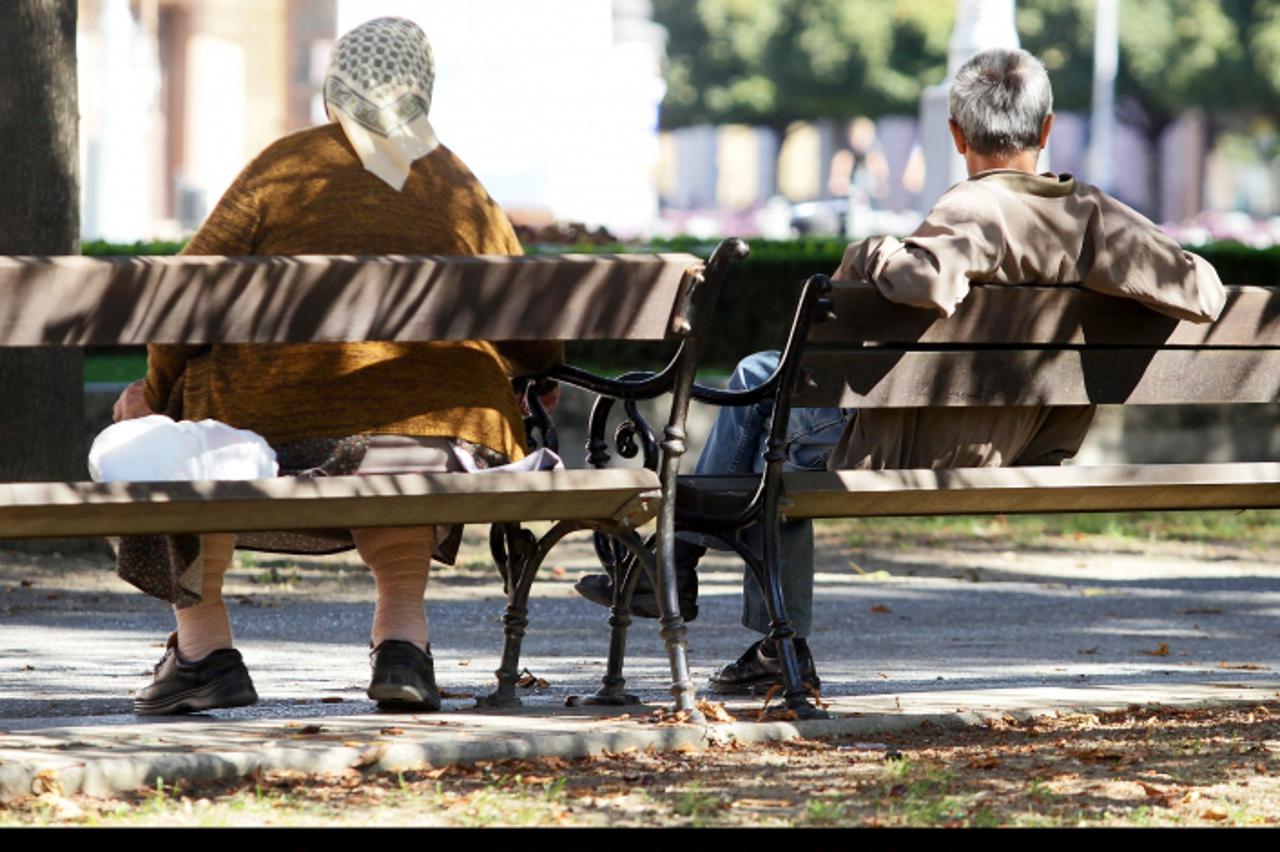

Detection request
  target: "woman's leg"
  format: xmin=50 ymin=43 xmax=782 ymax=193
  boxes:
xmin=173 ymin=532 xmax=236 ymax=660
xmin=353 ymin=525 xmax=436 ymax=650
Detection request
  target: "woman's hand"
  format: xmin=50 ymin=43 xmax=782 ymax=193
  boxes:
xmin=536 ymin=384 xmax=561 ymax=415
xmin=112 ymin=379 xmax=155 ymax=422
xmin=518 ymin=381 xmax=560 ymax=418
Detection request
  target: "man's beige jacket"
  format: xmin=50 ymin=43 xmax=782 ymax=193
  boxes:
xmin=828 ymin=169 xmax=1226 ymax=471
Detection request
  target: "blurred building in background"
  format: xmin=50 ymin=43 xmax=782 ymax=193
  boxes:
xmin=75 ymin=0 xmax=1280 ymax=245
xmin=77 ymin=0 xmax=335 ymax=241
xmin=76 ymin=0 xmax=667 ymax=242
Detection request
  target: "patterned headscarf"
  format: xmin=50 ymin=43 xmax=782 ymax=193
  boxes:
xmin=324 ymin=17 xmax=440 ymax=191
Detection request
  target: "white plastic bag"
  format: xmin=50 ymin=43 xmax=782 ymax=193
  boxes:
xmin=89 ymin=415 xmax=279 ymax=483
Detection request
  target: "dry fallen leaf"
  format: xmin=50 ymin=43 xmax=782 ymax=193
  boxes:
xmin=516 ymin=668 xmax=550 ymax=690
xmin=31 ymin=770 xmax=62 ymax=796
xmin=870 ymin=604 xmax=892 ymax=614
xmin=733 ymin=798 xmax=793 ymax=809
xmin=966 ymin=756 xmax=1002 ymax=769
xmin=1141 ymin=642 xmax=1170 ymax=657
xmin=439 ymin=690 xmax=474 ymax=700
xmin=1218 ymin=662 xmax=1266 ymax=671
xmin=294 ymin=725 xmax=325 ymax=736
xmin=319 ymin=696 xmax=344 ymax=704
xmin=457 ymin=659 xmax=471 ymax=667
xmin=521 ymin=775 xmax=555 ymax=785
xmin=1202 ymin=807 xmax=1229 ymax=821
xmin=756 ymin=684 xmax=783 ymax=720
xmin=696 ymin=699 xmax=736 ymax=723
xmin=351 ymin=744 xmax=387 ymax=770
xmin=1136 ymin=781 xmax=1167 ymax=798
xmin=379 ymin=727 xmax=404 ymax=736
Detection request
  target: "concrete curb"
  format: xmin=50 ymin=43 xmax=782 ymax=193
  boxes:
xmin=4 ymin=681 xmax=1277 ymax=802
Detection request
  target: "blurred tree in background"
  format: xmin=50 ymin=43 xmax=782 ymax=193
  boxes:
xmin=655 ymin=0 xmax=1280 ymax=213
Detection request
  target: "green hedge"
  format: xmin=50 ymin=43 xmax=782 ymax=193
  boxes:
xmin=563 ymin=238 xmax=1280 ymax=371
xmin=80 ymin=237 xmax=1280 ymax=373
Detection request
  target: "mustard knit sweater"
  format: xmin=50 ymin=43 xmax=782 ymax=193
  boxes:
xmin=143 ymin=124 xmax=561 ymax=460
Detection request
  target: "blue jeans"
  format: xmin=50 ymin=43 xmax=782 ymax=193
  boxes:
xmin=682 ymin=351 xmax=853 ymax=638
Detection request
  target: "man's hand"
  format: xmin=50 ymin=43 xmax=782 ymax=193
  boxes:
xmin=112 ymin=379 xmax=155 ymax=422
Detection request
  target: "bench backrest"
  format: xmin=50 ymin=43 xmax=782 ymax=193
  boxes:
xmin=0 ymin=253 xmax=702 ymax=347
xmin=794 ymin=281 xmax=1280 ymax=408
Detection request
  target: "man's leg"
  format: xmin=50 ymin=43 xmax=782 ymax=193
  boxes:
xmin=574 ymin=351 xmax=783 ymax=618
xmin=708 ymin=402 xmax=852 ymax=694
xmin=737 ymin=403 xmax=853 ymax=640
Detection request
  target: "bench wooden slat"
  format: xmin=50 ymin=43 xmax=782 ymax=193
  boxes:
xmin=0 ymin=254 xmax=699 ymax=346
xmin=680 ymin=463 xmax=1280 ymax=519
xmin=812 ymin=282 xmax=1280 ymax=347
xmin=0 ymin=469 xmax=661 ymax=539
xmin=796 ymin=348 xmax=1280 ymax=408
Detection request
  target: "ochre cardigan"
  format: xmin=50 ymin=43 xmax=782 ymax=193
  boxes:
xmin=143 ymin=124 xmax=561 ymax=460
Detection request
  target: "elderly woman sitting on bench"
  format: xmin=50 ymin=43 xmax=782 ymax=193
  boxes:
xmin=113 ymin=17 xmax=559 ymax=716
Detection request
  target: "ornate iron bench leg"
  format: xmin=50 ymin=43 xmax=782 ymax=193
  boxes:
xmin=480 ymin=519 xmax=585 ymax=709
xmin=658 ymin=414 xmax=701 ymax=718
xmin=584 ymin=530 xmax=650 ymax=706
xmin=479 ymin=522 xmax=538 ymax=708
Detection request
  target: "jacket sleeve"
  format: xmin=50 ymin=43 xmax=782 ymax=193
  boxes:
xmin=1083 ymin=192 xmax=1225 ymax=323
xmin=143 ymin=166 xmax=262 ymax=414
xmin=835 ymin=187 xmax=1007 ymax=317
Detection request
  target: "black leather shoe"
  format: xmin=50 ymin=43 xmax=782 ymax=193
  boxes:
xmin=573 ymin=541 xmax=702 ymax=621
xmin=707 ymin=637 xmax=820 ymax=696
xmin=134 ymin=634 xmax=258 ymax=716
xmin=368 ymin=640 xmax=441 ymax=712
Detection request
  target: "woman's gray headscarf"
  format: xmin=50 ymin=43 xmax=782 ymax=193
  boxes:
xmin=324 ymin=17 xmax=440 ymax=191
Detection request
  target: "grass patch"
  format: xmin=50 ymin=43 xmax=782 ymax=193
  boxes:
xmin=833 ymin=510 xmax=1280 ymax=551
xmin=5 ymin=703 xmax=1280 ymax=827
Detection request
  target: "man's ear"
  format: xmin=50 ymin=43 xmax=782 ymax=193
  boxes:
xmin=1039 ymin=113 xmax=1054 ymax=149
xmin=948 ymin=119 xmax=968 ymax=155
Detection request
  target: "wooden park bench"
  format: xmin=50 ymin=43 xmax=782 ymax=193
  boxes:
xmin=0 ymin=240 xmax=748 ymax=717
xmin=675 ymin=273 xmax=1280 ymax=718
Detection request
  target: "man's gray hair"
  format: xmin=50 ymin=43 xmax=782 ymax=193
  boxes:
xmin=949 ymin=48 xmax=1053 ymax=156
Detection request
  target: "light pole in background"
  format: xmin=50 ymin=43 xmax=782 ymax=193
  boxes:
xmin=1086 ymin=0 xmax=1118 ymax=193
xmin=918 ymin=0 xmax=1021 ymax=208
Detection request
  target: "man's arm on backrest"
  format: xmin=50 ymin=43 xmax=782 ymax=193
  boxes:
xmin=834 ymin=187 xmax=1006 ymax=318
xmin=1081 ymin=188 xmax=1226 ymax=324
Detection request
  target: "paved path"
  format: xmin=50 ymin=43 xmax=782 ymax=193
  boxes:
xmin=1 ymin=528 xmax=1277 ymax=799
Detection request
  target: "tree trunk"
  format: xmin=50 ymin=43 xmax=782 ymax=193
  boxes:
xmin=0 ymin=0 xmax=95 ymax=554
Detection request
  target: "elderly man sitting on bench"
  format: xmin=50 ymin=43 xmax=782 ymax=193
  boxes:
xmin=577 ymin=47 xmax=1225 ymax=694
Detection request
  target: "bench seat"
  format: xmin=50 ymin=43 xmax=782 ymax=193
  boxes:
xmin=679 ymin=463 xmax=1280 ymax=519
xmin=0 ymin=469 xmax=661 ymax=539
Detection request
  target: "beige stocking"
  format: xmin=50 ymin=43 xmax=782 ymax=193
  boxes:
xmin=173 ymin=532 xmax=236 ymax=660
xmin=353 ymin=526 xmax=435 ymax=650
